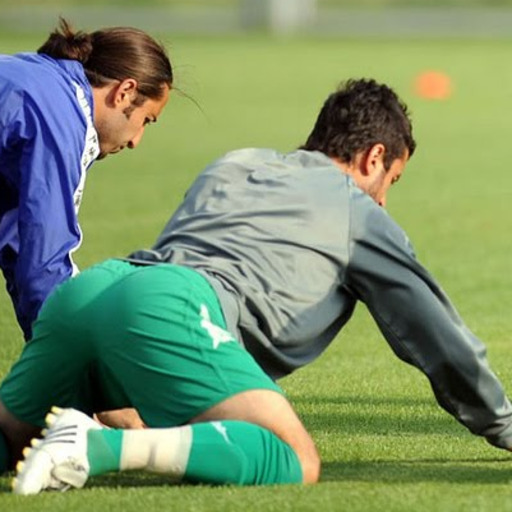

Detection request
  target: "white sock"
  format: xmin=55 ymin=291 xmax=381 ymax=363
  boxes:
xmin=119 ymin=425 xmax=193 ymax=479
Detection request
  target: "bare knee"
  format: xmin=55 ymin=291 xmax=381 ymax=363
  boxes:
xmin=298 ymin=443 xmax=321 ymax=484
xmin=191 ymin=389 xmax=321 ymax=484
xmin=0 ymin=400 xmax=39 ymax=468
xmin=95 ymin=408 xmax=146 ymax=429
xmin=277 ymin=411 xmax=320 ymax=484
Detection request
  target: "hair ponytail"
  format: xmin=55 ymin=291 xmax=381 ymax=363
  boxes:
xmin=37 ymin=18 xmax=93 ymax=64
xmin=37 ymin=18 xmax=173 ymax=100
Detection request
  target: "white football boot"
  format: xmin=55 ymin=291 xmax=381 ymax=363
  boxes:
xmin=12 ymin=406 xmax=102 ymax=495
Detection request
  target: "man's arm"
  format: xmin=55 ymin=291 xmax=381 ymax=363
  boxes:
xmin=345 ymin=197 xmax=512 ymax=449
xmin=13 ymin=102 xmax=88 ymax=339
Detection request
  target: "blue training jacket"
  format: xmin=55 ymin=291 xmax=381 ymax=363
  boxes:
xmin=0 ymin=53 xmax=100 ymax=339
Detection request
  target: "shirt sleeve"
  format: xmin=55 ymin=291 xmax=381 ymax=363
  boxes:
xmin=14 ymin=98 xmax=84 ymax=340
xmin=345 ymin=196 xmax=512 ymax=449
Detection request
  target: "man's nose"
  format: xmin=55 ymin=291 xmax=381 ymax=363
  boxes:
xmin=127 ymin=127 xmax=145 ymax=149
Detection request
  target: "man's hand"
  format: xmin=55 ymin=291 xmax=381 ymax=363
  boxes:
xmin=94 ymin=408 xmax=146 ymax=429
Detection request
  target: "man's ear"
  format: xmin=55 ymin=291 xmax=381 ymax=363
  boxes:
xmin=363 ymin=144 xmax=386 ymax=176
xmin=113 ymin=78 xmax=138 ymax=107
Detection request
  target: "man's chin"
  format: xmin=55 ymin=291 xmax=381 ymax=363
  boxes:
xmin=96 ymin=152 xmax=108 ymax=160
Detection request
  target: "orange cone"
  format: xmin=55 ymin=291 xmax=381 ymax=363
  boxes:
xmin=414 ymin=71 xmax=452 ymax=100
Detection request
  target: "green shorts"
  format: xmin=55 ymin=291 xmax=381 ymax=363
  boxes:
xmin=0 ymin=259 xmax=281 ymax=427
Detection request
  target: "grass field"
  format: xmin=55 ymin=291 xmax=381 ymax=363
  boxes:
xmin=1 ymin=32 xmax=512 ymax=511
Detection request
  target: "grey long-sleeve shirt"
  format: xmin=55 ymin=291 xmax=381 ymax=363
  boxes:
xmin=128 ymin=148 xmax=512 ymax=449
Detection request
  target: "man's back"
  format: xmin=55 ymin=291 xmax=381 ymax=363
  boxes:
xmin=129 ymin=148 xmax=406 ymax=377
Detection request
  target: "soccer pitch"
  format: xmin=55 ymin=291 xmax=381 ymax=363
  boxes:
xmin=2 ymin=32 xmax=512 ymax=511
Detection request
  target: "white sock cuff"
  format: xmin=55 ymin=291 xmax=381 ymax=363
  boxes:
xmin=120 ymin=425 xmax=193 ymax=478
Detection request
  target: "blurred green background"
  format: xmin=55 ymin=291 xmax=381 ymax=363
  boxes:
xmin=3 ymin=0 xmax=512 ymax=37
xmin=3 ymin=0 xmax=512 ymax=6
xmin=2 ymin=2 xmax=512 ymax=511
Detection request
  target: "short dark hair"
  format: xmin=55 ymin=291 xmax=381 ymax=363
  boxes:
xmin=301 ymin=78 xmax=416 ymax=169
xmin=37 ymin=18 xmax=172 ymax=102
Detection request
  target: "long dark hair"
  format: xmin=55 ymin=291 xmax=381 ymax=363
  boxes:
xmin=38 ymin=18 xmax=172 ymax=102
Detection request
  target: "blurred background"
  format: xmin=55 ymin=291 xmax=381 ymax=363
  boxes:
xmin=2 ymin=0 xmax=512 ymax=37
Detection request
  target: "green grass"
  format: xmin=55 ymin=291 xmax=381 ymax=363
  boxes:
xmin=2 ymin=33 xmax=512 ymax=511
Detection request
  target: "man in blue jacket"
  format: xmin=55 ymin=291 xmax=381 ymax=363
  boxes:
xmin=0 ymin=18 xmax=173 ymax=339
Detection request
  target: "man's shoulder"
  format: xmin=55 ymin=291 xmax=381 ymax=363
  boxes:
xmin=200 ymin=148 xmax=350 ymax=200
xmin=200 ymin=148 xmax=283 ymax=179
xmin=0 ymin=53 xmax=87 ymax=98
xmin=220 ymin=147 xmax=279 ymax=163
xmin=349 ymin=192 xmax=414 ymax=257
xmin=211 ymin=148 xmax=340 ymax=174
